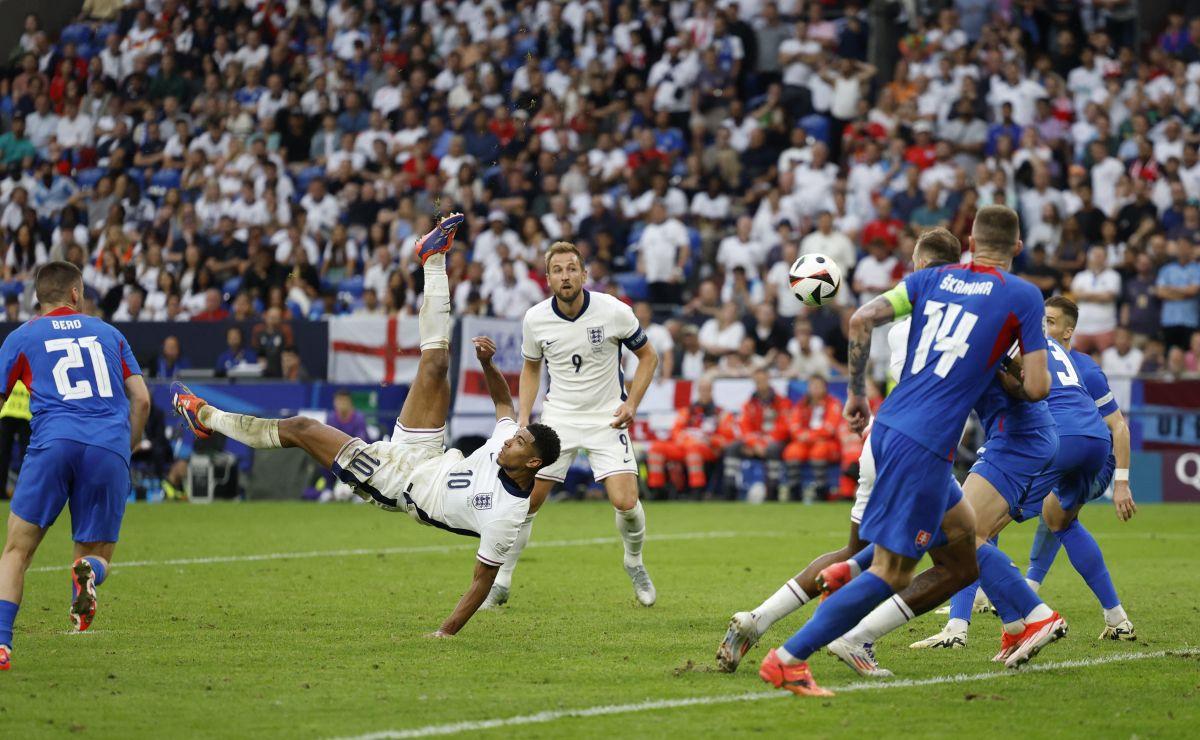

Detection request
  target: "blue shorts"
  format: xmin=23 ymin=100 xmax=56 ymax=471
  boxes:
xmin=11 ymin=441 xmax=129 ymax=542
xmin=970 ymin=426 xmax=1058 ymax=521
xmin=859 ymin=424 xmax=963 ymax=559
xmin=1018 ymin=435 xmax=1113 ymax=521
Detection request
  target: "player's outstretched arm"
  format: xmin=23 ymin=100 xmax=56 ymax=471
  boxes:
xmin=431 ymin=560 xmax=500 ymax=637
xmin=844 ymin=294 xmax=896 ymax=433
xmin=472 ymin=336 xmax=516 ymax=421
xmin=518 ymin=357 xmax=542 ymax=428
xmin=612 ymin=341 xmax=658 ymax=429
xmin=124 ymin=374 xmax=151 ymax=452
xmin=1104 ymin=409 xmax=1137 ymax=521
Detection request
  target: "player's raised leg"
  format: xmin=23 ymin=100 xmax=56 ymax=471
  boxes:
xmin=0 ymin=514 xmax=48 ymax=670
xmin=173 ymin=214 xmax=466 ymax=472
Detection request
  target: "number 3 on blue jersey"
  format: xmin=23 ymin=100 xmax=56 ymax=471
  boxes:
xmin=910 ymin=300 xmax=979 ymax=377
xmin=1047 ymin=341 xmax=1080 ymax=387
xmin=45 ymin=336 xmax=113 ymax=400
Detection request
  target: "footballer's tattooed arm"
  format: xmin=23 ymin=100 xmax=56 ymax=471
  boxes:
xmin=843 ymin=295 xmax=896 ymax=434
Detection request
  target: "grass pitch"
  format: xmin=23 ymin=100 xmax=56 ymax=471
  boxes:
xmin=2 ymin=500 xmax=1198 ymax=738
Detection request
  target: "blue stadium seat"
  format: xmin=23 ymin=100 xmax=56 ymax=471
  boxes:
xmin=337 ymin=275 xmax=364 ymax=299
xmin=148 ymin=169 xmax=182 ymax=198
xmin=626 ymin=223 xmax=645 ymax=246
xmin=295 ymin=165 xmax=325 ymax=197
xmin=60 ymin=24 xmax=93 ymax=46
xmin=94 ymin=23 xmax=119 ymax=45
xmin=223 ymin=276 xmax=242 ymax=296
xmin=75 ymin=168 xmax=104 ymax=189
xmin=799 ymin=115 xmax=831 ymax=145
xmin=76 ymin=43 xmax=97 ymax=60
xmin=614 ymin=272 xmax=649 ymax=301
xmin=127 ymin=168 xmax=146 ymax=190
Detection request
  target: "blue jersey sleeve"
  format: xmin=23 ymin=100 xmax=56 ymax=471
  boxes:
xmin=1074 ymin=351 xmax=1119 ymax=416
xmin=1015 ymin=281 xmax=1048 ymax=355
xmin=114 ymin=328 xmax=142 ymax=379
xmin=0 ymin=327 xmax=30 ymax=395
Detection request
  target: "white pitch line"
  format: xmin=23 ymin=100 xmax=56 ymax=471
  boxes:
xmin=334 ymin=648 xmax=1199 ymax=740
xmin=26 ymin=530 xmax=785 ymax=573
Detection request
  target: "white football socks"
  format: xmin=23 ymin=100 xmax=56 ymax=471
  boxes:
xmin=1025 ymin=603 xmax=1054 ymax=623
xmin=843 ymin=594 xmax=915 ymax=644
xmin=946 ymin=617 xmax=970 ymax=634
xmin=494 ymin=514 xmax=536 ymax=589
xmin=199 ymin=406 xmax=281 ymax=449
xmin=1025 ymin=578 xmax=1042 ymax=593
xmin=419 ymin=253 xmax=451 ymax=350
xmin=846 ymin=558 xmax=862 ymax=579
xmin=751 ymin=580 xmax=810 ymax=634
xmin=1104 ymin=604 xmax=1128 ymax=626
xmin=616 ymin=501 xmax=646 ymax=568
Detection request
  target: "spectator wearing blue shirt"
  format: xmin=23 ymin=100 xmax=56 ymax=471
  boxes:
xmin=215 ymin=326 xmax=259 ymax=377
xmin=154 ymin=336 xmax=191 ymax=378
xmin=1155 ymin=240 xmax=1200 ymax=350
xmin=985 ymin=102 xmax=1022 ymax=157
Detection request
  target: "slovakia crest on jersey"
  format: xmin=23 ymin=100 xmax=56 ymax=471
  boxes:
xmin=472 ymin=493 xmax=492 ymax=510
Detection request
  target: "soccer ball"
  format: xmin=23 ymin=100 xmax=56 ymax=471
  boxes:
xmin=789 ymin=254 xmax=842 ymax=307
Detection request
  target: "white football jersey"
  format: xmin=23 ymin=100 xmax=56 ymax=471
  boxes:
xmin=521 ymin=291 xmax=647 ymax=420
xmin=407 ymin=418 xmax=531 ymax=566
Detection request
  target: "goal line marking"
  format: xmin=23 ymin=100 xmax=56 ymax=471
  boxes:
xmin=26 ymin=530 xmax=786 ymax=573
xmin=333 ymin=648 xmax=1199 ymax=740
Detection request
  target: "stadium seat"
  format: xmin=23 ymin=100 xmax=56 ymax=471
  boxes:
xmin=223 ymin=276 xmax=243 ymax=296
xmin=127 ymin=168 xmax=146 ymax=190
xmin=75 ymin=168 xmax=104 ymax=189
xmin=337 ymin=275 xmax=364 ymax=299
xmin=93 ymin=23 xmax=119 ymax=45
xmin=799 ymin=115 xmax=831 ymax=145
xmin=614 ymin=272 xmax=649 ymax=302
xmin=59 ymin=24 xmax=93 ymax=46
xmin=148 ymin=169 xmax=182 ymax=198
xmin=76 ymin=43 xmax=97 ymax=60
xmin=295 ymin=165 xmax=325 ymax=198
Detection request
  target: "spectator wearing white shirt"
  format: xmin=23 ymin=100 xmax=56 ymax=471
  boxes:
xmin=473 ymin=211 xmax=525 ymax=268
xmin=765 ymin=242 xmax=803 ymax=319
xmin=1070 ymin=246 xmax=1122 ymax=353
xmin=636 ymin=201 xmax=691 ymax=306
xmin=54 ymin=102 xmax=93 ymax=151
xmin=690 ymin=177 xmax=732 ymax=222
xmin=1089 ymin=140 xmax=1126 ymax=217
xmin=299 ymin=179 xmax=340 ymax=236
xmin=484 ymin=260 xmax=544 ymax=319
xmin=715 ymin=216 xmax=766 ymax=278
xmin=799 ymin=211 xmax=856 ymax=280
xmin=699 ymin=302 xmax=745 ymax=357
xmin=1100 ymin=327 xmax=1143 ymax=410
xmin=622 ymin=302 xmax=675 ymax=380
xmin=852 ymin=240 xmax=902 ymax=306
xmin=24 ymin=95 xmax=58 ymax=152
xmin=786 ymin=319 xmax=830 ymax=379
xmin=676 ymin=325 xmax=707 ymax=381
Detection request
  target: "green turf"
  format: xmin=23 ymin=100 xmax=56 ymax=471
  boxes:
xmin=2 ymin=501 xmax=1198 ymax=738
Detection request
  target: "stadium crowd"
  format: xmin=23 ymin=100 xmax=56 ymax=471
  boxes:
xmin=1 ymin=0 xmax=1199 ymax=498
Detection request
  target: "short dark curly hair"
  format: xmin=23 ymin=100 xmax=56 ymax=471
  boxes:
xmin=526 ymin=422 xmax=562 ymax=470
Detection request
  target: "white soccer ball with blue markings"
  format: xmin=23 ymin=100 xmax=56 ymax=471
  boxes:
xmin=789 ymin=254 xmax=842 ymax=307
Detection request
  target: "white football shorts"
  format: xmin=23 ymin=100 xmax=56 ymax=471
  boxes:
xmin=535 ymin=413 xmax=639 ymax=483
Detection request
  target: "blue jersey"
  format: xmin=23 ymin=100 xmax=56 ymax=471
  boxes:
xmin=1071 ymin=348 xmax=1120 ymax=417
xmin=974 ymin=379 xmax=1054 ymax=438
xmin=1044 ymin=340 xmax=1109 ymax=440
xmin=0 ymin=307 xmax=142 ymax=463
xmin=876 ymin=264 xmax=1048 ymax=458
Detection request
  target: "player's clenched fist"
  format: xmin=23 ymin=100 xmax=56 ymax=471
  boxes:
xmin=473 ymin=336 xmax=497 ymax=363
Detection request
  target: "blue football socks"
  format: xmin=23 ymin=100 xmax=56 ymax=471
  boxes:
xmin=83 ymin=557 xmax=108 ymax=587
xmin=1055 ymin=519 xmax=1120 ymax=609
xmin=781 ymin=571 xmax=893 ymax=661
xmin=1026 ymin=518 xmax=1061 ymax=585
xmin=852 ymin=544 xmax=874 ymax=573
xmin=0 ymin=599 xmax=18 ymax=647
xmin=948 ymin=581 xmax=979 ymax=623
xmin=977 ymin=542 xmax=1041 ymax=622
